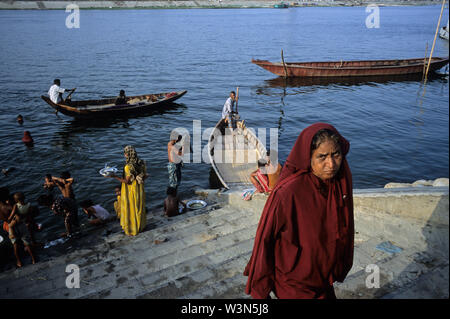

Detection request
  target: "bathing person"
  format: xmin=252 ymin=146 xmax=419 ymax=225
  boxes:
xmin=48 ymin=79 xmax=74 ymax=104
xmin=244 ymin=123 xmax=354 ymax=299
xmin=250 ymin=159 xmax=270 ymax=194
xmin=167 ymin=134 xmax=183 ymax=190
xmin=6 ymin=192 xmax=37 ymax=267
xmin=44 ymin=171 xmax=79 ymax=226
xmin=163 ymin=187 xmax=186 ymax=217
xmin=113 ymin=185 xmax=121 ymax=219
xmin=106 ymin=145 xmax=147 ymax=236
xmin=22 ymin=131 xmax=34 ymax=147
xmin=38 ymin=194 xmax=78 ymax=238
xmin=80 ymin=200 xmax=113 ymax=226
xmin=115 ymin=90 xmax=127 ymax=105
xmin=17 ymin=115 xmax=23 ymax=125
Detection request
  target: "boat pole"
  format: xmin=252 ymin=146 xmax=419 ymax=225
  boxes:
xmin=235 ymin=86 xmax=239 ymax=114
xmin=281 ymin=49 xmax=288 ymax=78
xmin=423 ymin=0 xmax=446 ymax=83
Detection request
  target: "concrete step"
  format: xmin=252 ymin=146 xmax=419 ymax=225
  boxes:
xmin=6 ymin=205 xmax=259 ymax=299
xmin=0 ymin=205 xmax=252 ymax=295
xmin=43 ymin=225 xmax=256 ymax=299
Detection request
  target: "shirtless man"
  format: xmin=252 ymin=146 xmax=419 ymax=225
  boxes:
xmin=167 ymin=134 xmax=184 ymax=190
xmin=163 ymin=187 xmax=186 ymax=217
xmin=44 ymin=171 xmax=75 ymax=199
xmin=43 ymin=171 xmax=79 ymax=227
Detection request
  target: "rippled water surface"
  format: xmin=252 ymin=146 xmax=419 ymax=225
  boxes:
xmin=0 ymin=6 xmax=448 ymax=233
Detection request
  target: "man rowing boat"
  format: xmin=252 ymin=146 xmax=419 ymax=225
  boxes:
xmin=48 ymin=79 xmax=75 ymax=104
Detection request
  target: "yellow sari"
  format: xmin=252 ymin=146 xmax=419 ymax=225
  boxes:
xmin=120 ymin=164 xmax=146 ymax=236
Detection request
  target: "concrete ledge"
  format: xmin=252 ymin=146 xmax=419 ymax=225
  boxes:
xmin=354 ymin=187 xmax=449 ymax=226
xmin=196 ymin=186 xmax=449 ymax=226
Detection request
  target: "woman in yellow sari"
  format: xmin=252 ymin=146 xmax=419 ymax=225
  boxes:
xmin=108 ymin=145 xmax=147 ymax=236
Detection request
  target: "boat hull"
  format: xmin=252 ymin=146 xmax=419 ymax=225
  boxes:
xmin=208 ymin=118 xmax=267 ymax=189
xmin=252 ymin=57 xmax=450 ymax=78
xmin=41 ymin=90 xmax=187 ymax=118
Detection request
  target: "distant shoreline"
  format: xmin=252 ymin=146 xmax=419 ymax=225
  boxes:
xmin=0 ymin=0 xmax=445 ymax=10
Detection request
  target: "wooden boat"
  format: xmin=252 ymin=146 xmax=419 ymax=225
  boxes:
xmin=252 ymin=57 xmax=449 ymax=78
xmin=41 ymin=90 xmax=187 ymax=118
xmin=208 ymin=114 xmax=267 ymax=189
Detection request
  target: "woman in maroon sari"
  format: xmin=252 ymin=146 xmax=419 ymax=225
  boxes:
xmin=244 ymin=123 xmax=354 ymax=299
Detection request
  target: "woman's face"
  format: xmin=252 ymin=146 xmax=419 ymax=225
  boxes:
xmin=310 ymin=138 xmax=343 ymax=181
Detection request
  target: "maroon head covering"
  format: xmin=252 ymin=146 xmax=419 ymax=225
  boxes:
xmin=244 ymin=123 xmax=354 ymax=299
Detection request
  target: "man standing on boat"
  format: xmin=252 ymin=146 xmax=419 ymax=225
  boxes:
xmin=48 ymin=79 xmax=74 ymax=104
xmin=222 ymin=91 xmax=236 ymax=128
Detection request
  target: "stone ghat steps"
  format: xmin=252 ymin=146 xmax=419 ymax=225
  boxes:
xmin=0 ymin=203 xmax=260 ymax=299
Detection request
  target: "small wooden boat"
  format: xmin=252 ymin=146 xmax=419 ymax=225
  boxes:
xmin=252 ymin=57 xmax=449 ymax=78
xmin=41 ymin=90 xmax=187 ymax=118
xmin=208 ymin=114 xmax=267 ymax=189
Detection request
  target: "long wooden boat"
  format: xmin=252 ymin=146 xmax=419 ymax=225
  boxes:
xmin=41 ymin=90 xmax=187 ymax=118
xmin=208 ymin=115 xmax=267 ymax=189
xmin=252 ymin=57 xmax=449 ymax=78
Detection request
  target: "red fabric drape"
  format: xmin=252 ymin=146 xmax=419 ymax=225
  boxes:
xmin=244 ymin=123 xmax=354 ymax=299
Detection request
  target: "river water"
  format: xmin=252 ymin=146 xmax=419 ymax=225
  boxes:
xmin=0 ymin=6 xmax=448 ymax=235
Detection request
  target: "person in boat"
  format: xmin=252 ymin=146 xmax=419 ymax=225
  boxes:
xmin=48 ymin=79 xmax=74 ymax=104
xmin=167 ymin=133 xmax=184 ymax=191
xmin=38 ymin=193 xmax=78 ymax=238
xmin=163 ymin=186 xmax=186 ymax=217
xmin=115 ymin=90 xmax=127 ymax=105
xmin=106 ymin=145 xmax=147 ymax=236
xmin=222 ymin=91 xmax=236 ymax=128
xmin=250 ymin=159 xmax=271 ymax=194
xmin=265 ymin=149 xmax=283 ymax=191
xmin=80 ymin=199 xmax=113 ymax=226
xmin=244 ymin=123 xmax=354 ymax=299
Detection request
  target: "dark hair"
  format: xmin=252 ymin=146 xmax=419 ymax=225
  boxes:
xmin=13 ymin=192 xmax=25 ymax=202
xmin=166 ymin=187 xmax=177 ymax=196
xmin=61 ymin=171 xmax=71 ymax=179
xmin=37 ymin=194 xmax=54 ymax=206
xmin=119 ymin=90 xmax=125 ymax=96
xmin=45 ymin=174 xmax=52 ymax=180
xmin=80 ymin=199 xmax=94 ymax=209
xmin=230 ymin=91 xmax=236 ymax=95
xmin=310 ymin=129 xmax=341 ymax=154
xmin=54 ymin=79 xmax=60 ymax=85
xmin=0 ymin=187 xmax=10 ymax=203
